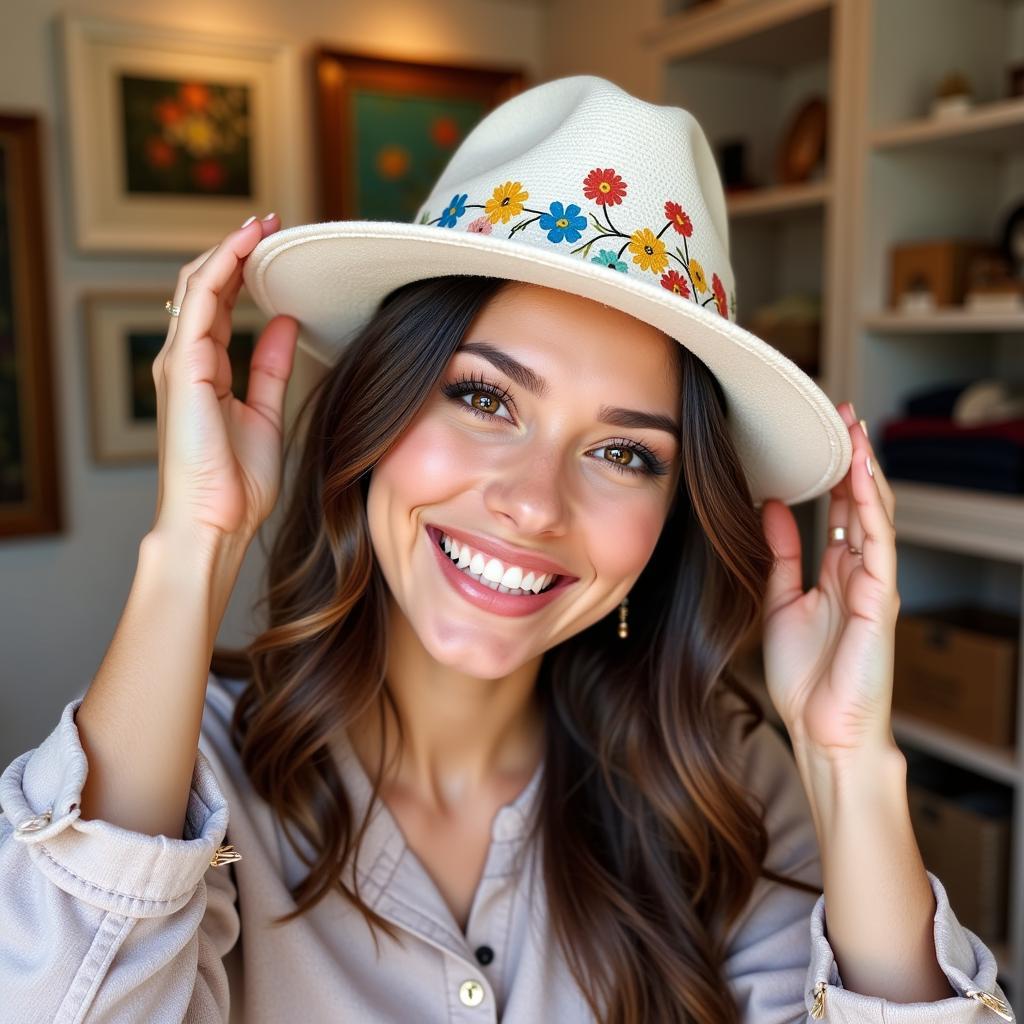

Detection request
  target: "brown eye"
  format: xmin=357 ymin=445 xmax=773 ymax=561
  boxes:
xmin=470 ymin=393 xmax=498 ymax=414
xmin=604 ymin=445 xmax=632 ymax=466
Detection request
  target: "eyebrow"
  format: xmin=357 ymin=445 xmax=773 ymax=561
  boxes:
xmin=457 ymin=341 xmax=681 ymax=439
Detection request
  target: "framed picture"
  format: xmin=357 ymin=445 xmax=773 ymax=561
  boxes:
xmin=313 ymin=49 xmax=525 ymax=221
xmin=0 ymin=114 xmax=62 ymax=539
xmin=84 ymin=291 xmax=269 ymax=464
xmin=61 ymin=14 xmax=308 ymax=254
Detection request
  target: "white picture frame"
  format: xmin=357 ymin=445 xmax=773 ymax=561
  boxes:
xmin=61 ymin=14 xmax=309 ymax=254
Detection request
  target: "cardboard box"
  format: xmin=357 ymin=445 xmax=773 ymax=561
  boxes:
xmin=889 ymin=239 xmax=997 ymax=309
xmin=893 ymin=606 xmax=1018 ymax=747
xmin=907 ymin=780 xmax=1011 ymax=945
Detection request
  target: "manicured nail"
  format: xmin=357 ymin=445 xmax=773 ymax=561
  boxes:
xmin=859 ymin=418 xmax=869 ymax=438
xmin=866 ymin=454 xmax=874 ymax=477
xmin=848 ymin=401 xmax=857 ymax=420
xmin=241 ymin=215 xmax=257 ymax=227
xmin=261 ymin=211 xmax=276 ymax=221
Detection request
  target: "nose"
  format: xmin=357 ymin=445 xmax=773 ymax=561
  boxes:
xmin=482 ymin=445 xmax=569 ymax=537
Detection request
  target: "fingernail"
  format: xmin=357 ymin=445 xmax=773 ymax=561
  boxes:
xmin=859 ymin=417 xmax=869 ymax=438
xmin=261 ymin=211 xmax=276 ymax=221
xmin=866 ymin=454 xmax=874 ymax=477
xmin=849 ymin=401 xmax=857 ymax=420
xmin=241 ymin=215 xmax=257 ymax=227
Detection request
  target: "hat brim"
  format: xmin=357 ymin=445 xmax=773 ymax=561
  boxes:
xmin=242 ymin=220 xmax=851 ymax=507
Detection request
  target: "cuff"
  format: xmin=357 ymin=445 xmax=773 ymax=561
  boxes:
xmin=0 ymin=696 xmax=229 ymax=918
xmin=805 ymin=870 xmax=1014 ymax=1021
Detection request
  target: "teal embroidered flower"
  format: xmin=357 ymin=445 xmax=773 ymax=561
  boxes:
xmin=591 ymin=249 xmax=628 ymax=272
xmin=438 ymin=193 xmax=468 ymax=228
xmin=539 ymin=201 xmax=587 ymax=244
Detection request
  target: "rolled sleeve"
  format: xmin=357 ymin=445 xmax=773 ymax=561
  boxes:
xmin=807 ymin=869 xmax=1015 ymax=1022
xmin=1 ymin=696 xmax=229 ymax=917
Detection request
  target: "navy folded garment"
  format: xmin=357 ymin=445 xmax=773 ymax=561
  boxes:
xmin=879 ymin=417 xmax=1024 ymax=494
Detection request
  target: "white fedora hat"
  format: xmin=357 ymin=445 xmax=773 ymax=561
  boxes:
xmin=242 ymin=74 xmax=851 ymax=508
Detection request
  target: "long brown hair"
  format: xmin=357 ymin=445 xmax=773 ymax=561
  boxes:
xmin=211 ymin=274 xmax=818 ymax=1023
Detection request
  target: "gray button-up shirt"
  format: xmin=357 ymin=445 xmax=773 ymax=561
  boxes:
xmin=0 ymin=673 xmax=1013 ymax=1022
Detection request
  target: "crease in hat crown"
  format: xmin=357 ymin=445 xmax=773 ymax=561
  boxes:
xmin=411 ymin=75 xmax=738 ymax=324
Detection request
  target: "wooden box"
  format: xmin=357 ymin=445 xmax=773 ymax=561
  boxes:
xmin=889 ymin=239 xmax=997 ymax=309
xmin=893 ymin=606 xmax=1018 ymax=748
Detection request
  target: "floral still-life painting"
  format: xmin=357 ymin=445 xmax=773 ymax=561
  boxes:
xmin=422 ymin=167 xmax=737 ymax=320
xmin=119 ymin=77 xmax=252 ymax=196
xmin=352 ymin=90 xmax=486 ymax=221
xmin=128 ymin=328 xmax=256 ymax=421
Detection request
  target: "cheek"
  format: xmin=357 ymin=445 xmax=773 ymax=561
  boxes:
xmin=584 ymin=496 xmax=666 ymax=583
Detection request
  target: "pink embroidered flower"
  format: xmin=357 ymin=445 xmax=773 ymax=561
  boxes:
xmin=711 ymin=273 xmax=728 ymax=317
xmin=664 ymin=201 xmax=693 ymax=237
xmin=583 ymin=167 xmax=627 ymax=206
xmin=466 ymin=216 xmax=493 ymax=234
xmin=660 ymin=270 xmax=691 ymax=298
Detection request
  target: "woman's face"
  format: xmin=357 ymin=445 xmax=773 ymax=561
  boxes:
xmin=366 ymin=281 xmax=683 ymax=679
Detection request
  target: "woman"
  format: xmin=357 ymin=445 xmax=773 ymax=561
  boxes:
xmin=0 ymin=76 xmax=1012 ymax=1023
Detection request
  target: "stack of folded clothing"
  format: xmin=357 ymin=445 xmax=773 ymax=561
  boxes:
xmin=879 ymin=378 xmax=1024 ymax=494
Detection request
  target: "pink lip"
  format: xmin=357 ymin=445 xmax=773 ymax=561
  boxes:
xmin=426 ymin=522 xmax=577 ymax=580
xmin=426 ymin=525 xmax=575 ymax=617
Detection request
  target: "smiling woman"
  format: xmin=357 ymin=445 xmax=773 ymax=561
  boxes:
xmin=2 ymin=72 xmax=1009 ymax=1024
xmin=199 ymin=271 xmax=816 ymax=1023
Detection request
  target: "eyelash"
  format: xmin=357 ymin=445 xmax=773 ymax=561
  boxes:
xmin=439 ymin=372 xmax=672 ymax=477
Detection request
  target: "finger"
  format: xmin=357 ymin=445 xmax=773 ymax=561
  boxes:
xmin=825 ymin=404 xmax=859 ymax=555
xmin=850 ymin=434 xmax=898 ymax=602
xmin=856 ymin=418 xmax=894 ymax=528
xmin=244 ymin=315 xmax=300 ymax=433
xmin=760 ymin=498 xmax=804 ymax=620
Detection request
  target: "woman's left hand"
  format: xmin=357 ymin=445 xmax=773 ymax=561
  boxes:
xmin=758 ymin=401 xmax=901 ymax=762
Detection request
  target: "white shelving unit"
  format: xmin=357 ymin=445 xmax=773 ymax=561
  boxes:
xmin=647 ymin=0 xmax=1024 ymax=1001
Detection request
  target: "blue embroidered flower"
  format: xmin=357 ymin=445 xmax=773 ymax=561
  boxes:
xmin=438 ymin=193 xmax=468 ymax=228
xmin=591 ymin=249 xmax=628 ymax=272
xmin=539 ymin=201 xmax=587 ymax=243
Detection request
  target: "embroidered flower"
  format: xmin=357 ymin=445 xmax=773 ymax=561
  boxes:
xmin=539 ymin=201 xmax=587 ymax=244
xmin=660 ymin=270 xmax=690 ymax=297
xmin=592 ymin=249 xmax=628 ymax=272
xmin=430 ymin=168 xmax=727 ymax=317
xmin=485 ymin=180 xmax=529 ymax=224
xmin=438 ymin=193 xmax=468 ymax=228
xmin=583 ymin=167 xmax=627 ymax=206
xmin=712 ymin=273 xmax=728 ymax=316
xmin=689 ymin=258 xmax=708 ymax=294
xmin=664 ymin=201 xmax=693 ymax=237
xmin=628 ymin=228 xmax=668 ymax=274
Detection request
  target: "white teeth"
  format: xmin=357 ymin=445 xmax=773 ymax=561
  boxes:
xmin=500 ymin=565 xmax=523 ymax=589
xmin=437 ymin=531 xmax=561 ymax=594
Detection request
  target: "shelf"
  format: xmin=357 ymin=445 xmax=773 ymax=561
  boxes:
xmin=726 ymin=179 xmax=831 ymax=219
xmin=870 ymin=96 xmax=1024 ymax=154
xmin=729 ymin=653 xmax=1020 ymax=788
xmin=648 ymin=0 xmax=832 ymax=67
xmin=863 ymin=310 xmax=1024 ymax=334
xmin=891 ymin=481 xmax=1024 ymax=562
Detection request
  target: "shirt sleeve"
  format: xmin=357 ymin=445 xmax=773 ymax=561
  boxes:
xmin=719 ymin=709 xmax=1015 ymax=1022
xmin=0 ymin=693 xmax=241 ymax=1023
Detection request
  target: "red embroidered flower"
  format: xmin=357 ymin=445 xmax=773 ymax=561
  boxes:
xmin=711 ymin=273 xmax=728 ymax=317
xmin=660 ymin=270 xmax=691 ymax=298
xmin=664 ymin=201 xmax=693 ymax=237
xmin=583 ymin=167 xmax=627 ymax=206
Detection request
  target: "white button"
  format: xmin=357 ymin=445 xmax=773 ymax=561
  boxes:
xmin=458 ymin=979 xmax=485 ymax=1007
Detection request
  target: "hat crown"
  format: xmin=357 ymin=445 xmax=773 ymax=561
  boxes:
xmin=414 ymin=75 xmax=736 ymax=321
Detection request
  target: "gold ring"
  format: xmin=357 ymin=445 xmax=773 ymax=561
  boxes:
xmin=165 ymin=300 xmax=181 ymax=317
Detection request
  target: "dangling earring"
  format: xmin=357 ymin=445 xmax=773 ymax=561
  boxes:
xmin=617 ymin=596 xmax=629 ymax=639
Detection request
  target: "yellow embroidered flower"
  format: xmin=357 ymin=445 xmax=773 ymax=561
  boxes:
xmin=689 ymin=258 xmax=708 ymax=294
xmin=485 ymin=181 xmax=529 ymax=224
xmin=627 ymin=228 xmax=668 ymax=274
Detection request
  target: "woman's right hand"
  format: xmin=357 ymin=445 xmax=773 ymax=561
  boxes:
xmin=151 ymin=213 xmax=299 ymax=549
